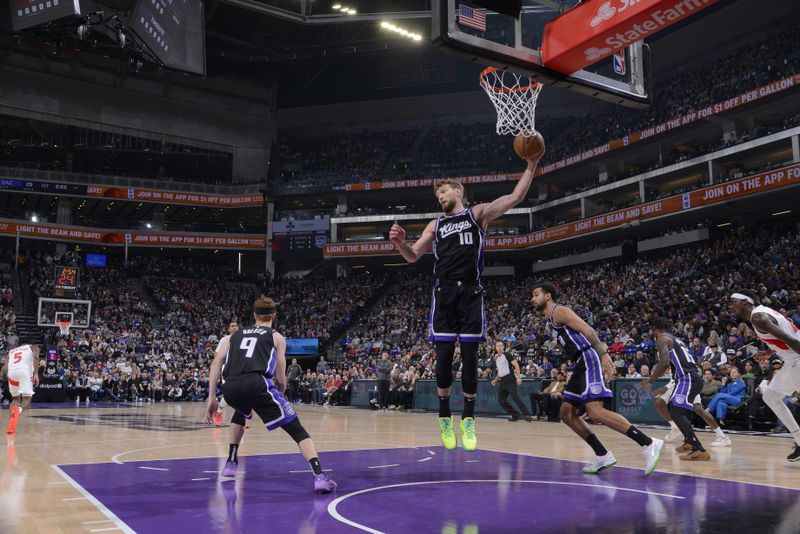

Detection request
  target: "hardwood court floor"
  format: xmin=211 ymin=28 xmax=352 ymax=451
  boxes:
xmin=2 ymin=402 xmax=800 ymax=533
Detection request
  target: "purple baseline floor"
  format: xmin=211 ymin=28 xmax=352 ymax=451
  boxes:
xmin=57 ymin=446 xmax=800 ymax=534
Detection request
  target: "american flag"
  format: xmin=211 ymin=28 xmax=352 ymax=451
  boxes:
xmin=458 ymin=4 xmax=486 ymax=32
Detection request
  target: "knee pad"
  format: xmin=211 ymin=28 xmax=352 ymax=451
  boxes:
xmin=763 ymin=386 xmax=784 ymax=407
xmin=460 ymin=342 xmax=479 ymax=395
xmin=435 ymin=342 xmax=456 ymax=390
xmin=281 ymin=418 xmax=310 ymax=444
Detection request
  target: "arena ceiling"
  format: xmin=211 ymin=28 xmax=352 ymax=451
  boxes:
xmin=203 ymin=0 xmax=800 ymax=108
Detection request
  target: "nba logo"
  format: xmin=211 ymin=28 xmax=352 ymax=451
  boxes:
xmin=125 ymin=233 xmax=132 ymax=244
xmin=613 ymin=50 xmax=626 ymax=76
xmin=682 ymin=193 xmax=691 ymax=209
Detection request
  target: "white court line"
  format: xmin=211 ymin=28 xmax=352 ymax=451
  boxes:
xmin=327 ymin=479 xmax=686 ymax=534
xmin=465 ymin=460 xmax=479 ymax=463
xmin=51 ymin=464 xmax=136 ymax=534
xmin=83 ymin=520 xmax=114 ymax=525
xmin=90 ymin=528 xmax=122 ymax=533
xmin=427 ymin=450 xmax=437 ymax=455
xmin=367 ymin=464 xmax=400 ymax=469
xmin=48 ymin=481 xmax=71 ymax=485
xmin=417 ymin=457 xmax=432 ymax=462
xmin=289 ymin=469 xmax=333 ymax=474
xmin=108 ymin=441 xmax=414 ymax=465
xmin=203 ymin=470 xmax=219 ymax=473
xmin=479 ymin=446 xmax=800 ymax=494
xmin=191 ymin=478 xmax=211 ymax=481
xmin=63 ymin=497 xmax=89 ymax=501
xmin=138 ymin=466 xmax=169 ymax=471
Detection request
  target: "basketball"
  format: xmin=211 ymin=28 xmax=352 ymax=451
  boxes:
xmin=513 ymin=131 xmax=545 ymax=161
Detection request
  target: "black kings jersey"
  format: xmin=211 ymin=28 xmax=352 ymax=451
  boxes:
xmin=548 ymin=304 xmax=595 ymax=363
xmin=222 ymin=326 xmax=278 ymax=379
xmin=433 ymin=207 xmax=484 ymax=282
xmin=667 ymin=334 xmax=699 ymax=379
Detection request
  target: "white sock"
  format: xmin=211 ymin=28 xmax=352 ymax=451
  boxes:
xmin=714 ymin=427 xmax=726 ymax=438
xmin=669 ymin=421 xmax=678 ymax=430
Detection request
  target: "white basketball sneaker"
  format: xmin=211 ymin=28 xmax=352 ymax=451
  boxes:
xmin=643 ymin=438 xmax=664 ymax=476
xmin=582 ymin=452 xmax=617 ymax=474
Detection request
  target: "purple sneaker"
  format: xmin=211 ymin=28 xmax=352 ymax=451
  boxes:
xmin=313 ymin=474 xmax=337 ymax=495
xmin=221 ymin=461 xmax=238 ymax=478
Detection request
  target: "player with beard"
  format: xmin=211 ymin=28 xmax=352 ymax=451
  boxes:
xmin=389 ymin=143 xmax=545 ymax=451
xmin=530 ymin=282 xmax=664 ymax=475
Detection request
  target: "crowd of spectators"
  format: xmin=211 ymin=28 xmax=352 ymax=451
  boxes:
xmin=1 ymin=219 xmax=798 ymax=435
xmin=2 ymin=253 xmax=384 ymax=404
xmin=334 ymin=221 xmax=800 ymax=425
xmin=273 ymin=24 xmax=800 ymax=193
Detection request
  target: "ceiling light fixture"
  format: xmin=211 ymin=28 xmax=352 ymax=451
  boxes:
xmin=380 ymin=21 xmax=423 ymax=41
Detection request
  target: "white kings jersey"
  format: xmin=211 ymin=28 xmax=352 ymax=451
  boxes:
xmin=751 ymin=305 xmax=800 ymax=365
xmin=8 ymin=345 xmax=35 ymax=373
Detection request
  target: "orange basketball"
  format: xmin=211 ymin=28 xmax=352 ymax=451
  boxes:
xmin=513 ymin=131 xmax=545 ymax=161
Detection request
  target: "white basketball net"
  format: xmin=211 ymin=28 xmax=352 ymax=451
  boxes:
xmin=57 ymin=319 xmax=72 ymax=337
xmin=480 ymin=67 xmax=543 ymax=136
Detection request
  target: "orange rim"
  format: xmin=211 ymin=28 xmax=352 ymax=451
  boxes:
xmin=480 ymin=66 xmax=541 ymax=94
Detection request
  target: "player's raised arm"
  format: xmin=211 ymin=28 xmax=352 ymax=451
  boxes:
xmin=390 ymin=219 xmax=435 ymax=264
xmin=473 ymin=150 xmax=544 ymax=226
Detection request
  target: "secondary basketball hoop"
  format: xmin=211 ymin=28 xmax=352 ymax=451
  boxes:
xmin=480 ymin=66 xmax=542 ymax=137
xmin=57 ymin=317 xmax=72 ymax=337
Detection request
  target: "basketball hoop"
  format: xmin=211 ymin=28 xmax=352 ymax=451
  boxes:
xmin=57 ymin=318 xmax=72 ymax=337
xmin=479 ymin=67 xmax=543 ymax=136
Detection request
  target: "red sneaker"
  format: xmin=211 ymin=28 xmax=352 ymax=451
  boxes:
xmin=213 ymin=411 xmax=223 ymax=427
xmin=6 ymin=406 xmax=20 ymax=434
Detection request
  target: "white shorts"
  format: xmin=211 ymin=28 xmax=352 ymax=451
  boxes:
xmin=7 ymin=368 xmax=34 ymax=397
xmin=660 ymin=379 xmax=701 ymax=405
xmin=763 ymin=361 xmax=800 ymax=396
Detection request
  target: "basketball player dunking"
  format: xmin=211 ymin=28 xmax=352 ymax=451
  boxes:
xmin=206 ymin=298 xmax=336 ymax=493
xmin=530 ymin=282 xmax=664 ymax=475
xmin=390 ymin=145 xmax=544 ymax=451
xmin=4 ymin=344 xmax=40 ymax=434
xmin=730 ymin=290 xmax=800 ymax=462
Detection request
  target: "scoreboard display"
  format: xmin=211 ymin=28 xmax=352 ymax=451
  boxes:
xmin=129 ymin=0 xmax=206 ymax=75
xmin=271 ymin=232 xmax=327 ymax=260
xmin=271 ymin=219 xmax=329 ymax=261
xmin=6 ymin=0 xmax=81 ymax=31
xmin=54 ymin=265 xmax=79 ymax=292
